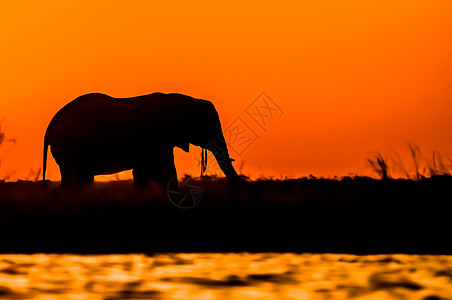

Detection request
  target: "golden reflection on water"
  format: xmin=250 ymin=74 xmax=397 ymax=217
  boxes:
xmin=0 ymin=253 xmax=451 ymax=299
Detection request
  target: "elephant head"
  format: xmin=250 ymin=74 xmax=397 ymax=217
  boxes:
xmin=174 ymin=97 xmax=242 ymax=183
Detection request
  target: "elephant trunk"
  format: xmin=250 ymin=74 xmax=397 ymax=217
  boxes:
xmin=206 ymin=132 xmax=242 ymax=183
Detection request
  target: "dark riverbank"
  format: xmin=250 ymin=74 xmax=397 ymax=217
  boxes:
xmin=0 ymin=176 xmax=451 ymax=254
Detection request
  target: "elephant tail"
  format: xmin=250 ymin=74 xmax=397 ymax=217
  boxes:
xmin=43 ymin=137 xmax=49 ymax=182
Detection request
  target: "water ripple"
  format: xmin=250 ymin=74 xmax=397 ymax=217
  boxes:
xmin=0 ymin=253 xmax=450 ymax=299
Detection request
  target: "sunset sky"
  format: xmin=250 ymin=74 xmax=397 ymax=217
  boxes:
xmin=1 ymin=0 xmax=451 ymax=181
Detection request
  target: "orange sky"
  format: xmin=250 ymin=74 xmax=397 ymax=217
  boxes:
xmin=1 ymin=0 xmax=452 ymax=181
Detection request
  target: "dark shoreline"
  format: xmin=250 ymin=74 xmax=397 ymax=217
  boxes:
xmin=0 ymin=176 xmax=451 ymax=255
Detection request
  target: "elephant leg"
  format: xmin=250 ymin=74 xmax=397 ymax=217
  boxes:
xmin=132 ymin=148 xmax=178 ymax=190
xmin=154 ymin=149 xmax=179 ymax=192
xmin=132 ymin=167 xmax=152 ymax=187
xmin=78 ymin=171 xmax=94 ymax=185
xmin=60 ymin=165 xmax=94 ymax=186
xmin=153 ymin=149 xmax=177 ymax=181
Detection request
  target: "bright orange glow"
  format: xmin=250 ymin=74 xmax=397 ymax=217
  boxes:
xmin=1 ymin=1 xmax=452 ymax=180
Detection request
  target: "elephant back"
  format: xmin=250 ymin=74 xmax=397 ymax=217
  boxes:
xmin=45 ymin=93 xmax=115 ymax=145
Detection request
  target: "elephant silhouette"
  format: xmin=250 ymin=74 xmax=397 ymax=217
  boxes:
xmin=43 ymin=92 xmax=242 ymax=186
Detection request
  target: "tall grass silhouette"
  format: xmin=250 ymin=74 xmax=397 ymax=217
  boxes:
xmin=367 ymin=143 xmax=452 ymax=180
xmin=367 ymin=153 xmax=388 ymax=180
xmin=0 ymin=118 xmax=42 ymax=181
xmin=0 ymin=118 xmax=17 ymax=181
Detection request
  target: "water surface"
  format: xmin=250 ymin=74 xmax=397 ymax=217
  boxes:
xmin=0 ymin=253 xmax=451 ymax=299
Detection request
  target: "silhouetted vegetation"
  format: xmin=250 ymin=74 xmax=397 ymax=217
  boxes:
xmin=0 ymin=119 xmax=41 ymax=182
xmin=367 ymin=144 xmax=452 ymax=180
xmin=367 ymin=153 xmax=388 ymax=180
xmin=0 ymin=175 xmax=451 ymax=254
xmin=1 ymin=120 xmax=451 ymax=254
xmin=0 ymin=118 xmax=16 ymax=181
